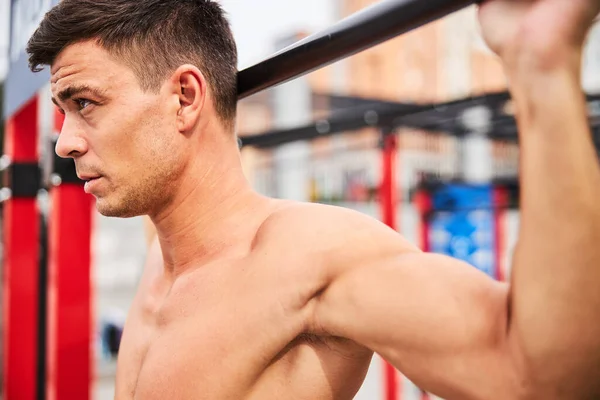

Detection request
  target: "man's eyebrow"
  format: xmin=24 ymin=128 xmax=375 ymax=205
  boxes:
xmin=51 ymin=85 xmax=107 ymax=105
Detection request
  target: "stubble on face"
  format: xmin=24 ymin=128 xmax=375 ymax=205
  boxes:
xmin=95 ymin=102 xmax=187 ymax=219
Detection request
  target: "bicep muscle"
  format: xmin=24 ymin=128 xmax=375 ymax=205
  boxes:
xmin=313 ymin=252 xmax=519 ymax=400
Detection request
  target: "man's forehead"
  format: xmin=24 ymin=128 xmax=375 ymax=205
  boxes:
xmin=50 ymin=41 xmax=124 ymax=86
xmin=51 ymin=41 xmax=104 ymax=74
xmin=51 ymin=63 xmax=112 ymax=99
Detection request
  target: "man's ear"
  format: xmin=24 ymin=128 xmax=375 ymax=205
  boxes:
xmin=172 ymin=65 xmax=206 ymax=132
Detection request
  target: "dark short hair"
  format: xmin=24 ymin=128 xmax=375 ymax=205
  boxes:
xmin=27 ymin=0 xmax=238 ymax=127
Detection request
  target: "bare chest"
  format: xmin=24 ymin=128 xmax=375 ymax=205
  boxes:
xmin=120 ymin=308 xmax=292 ymax=399
xmin=114 ymin=264 xmax=369 ymax=400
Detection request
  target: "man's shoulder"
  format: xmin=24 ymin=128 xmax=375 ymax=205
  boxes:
xmin=255 ymin=201 xmax=419 ymax=271
xmin=256 ymin=200 xmax=378 ymax=246
xmin=260 ymin=200 xmax=368 ymax=229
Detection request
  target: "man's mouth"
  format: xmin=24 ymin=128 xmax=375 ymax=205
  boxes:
xmin=78 ymin=174 xmax=103 ymax=194
xmin=79 ymin=174 xmax=101 ymax=182
xmin=83 ymin=176 xmax=102 ymax=194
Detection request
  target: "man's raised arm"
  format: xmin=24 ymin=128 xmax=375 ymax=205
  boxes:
xmin=483 ymin=1 xmax=600 ymax=396
xmin=309 ymin=1 xmax=600 ymax=399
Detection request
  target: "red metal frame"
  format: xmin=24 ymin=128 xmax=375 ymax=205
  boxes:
xmin=2 ymin=97 xmax=41 ymax=400
xmin=46 ymin=110 xmax=94 ymax=400
xmin=380 ymin=134 xmax=398 ymax=232
xmin=414 ymin=186 xmax=433 ymax=400
xmin=379 ymin=133 xmax=400 ymax=400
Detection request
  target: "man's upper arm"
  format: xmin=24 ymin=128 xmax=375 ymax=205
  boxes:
xmin=308 ymin=208 xmax=520 ymax=400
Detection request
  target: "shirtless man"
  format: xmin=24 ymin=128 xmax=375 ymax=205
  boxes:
xmin=27 ymin=0 xmax=600 ymax=398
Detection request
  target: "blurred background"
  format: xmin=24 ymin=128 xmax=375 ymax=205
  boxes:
xmin=1 ymin=0 xmax=600 ymax=399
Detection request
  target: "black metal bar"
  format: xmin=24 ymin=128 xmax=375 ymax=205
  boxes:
xmin=241 ymin=89 xmax=600 ymax=151
xmin=241 ymin=103 xmax=428 ymax=148
xmin=237 ymin=0 xmax=476 ymax=99
xmin=3 ymin=162 xmax=42 ymax=198
xmin=240 ymin=91 xmax=511 ymax=148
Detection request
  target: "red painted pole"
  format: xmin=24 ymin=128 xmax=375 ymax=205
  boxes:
xmin=2 ymin=97 xmax=41 ymax=400
xmin=46 ymin=110 xmax=94 ymax=400
xmin=379 ymin=131 xmax=400 ymax=400
xmin=380 ymin=134 xmax=398 ymax=230
xmin=415 ymin=183 xmax=432 ymax=400
xmin=414 ymin=187 xmax=432 ymax=252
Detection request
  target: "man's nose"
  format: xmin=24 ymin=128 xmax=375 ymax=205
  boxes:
xmin=55 ymin=116 xmax=88 ymax=159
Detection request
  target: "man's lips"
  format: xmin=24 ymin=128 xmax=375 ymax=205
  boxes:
xmin=78 ymin=174 xmax=102 ymax=182
xmin=82 ymin=176 xmax=103 ymax=194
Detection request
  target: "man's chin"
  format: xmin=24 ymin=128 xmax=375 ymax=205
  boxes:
xmin=95 ymin=199 xmax=143 ymax=219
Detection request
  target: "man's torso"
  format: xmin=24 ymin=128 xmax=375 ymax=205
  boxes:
xmin=114 ymin=202 xmax=374 ymax=399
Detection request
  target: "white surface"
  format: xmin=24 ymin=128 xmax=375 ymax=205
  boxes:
xmin=0 ymin=0 xmax=9 ymax=80
xmin=219 ymin=0 xmax=337 ymax=69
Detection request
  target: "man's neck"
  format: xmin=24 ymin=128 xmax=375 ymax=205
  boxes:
xmin=149 ymin=151 xmax=271 ymax=278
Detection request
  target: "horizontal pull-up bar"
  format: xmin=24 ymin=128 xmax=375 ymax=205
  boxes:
xmin=241 ymin=102 xmax=428 ymax=148
xmin=237 ymin=0 xmax=477 ymax=99
xmin=240 ymin=91 xmax=513 ymax=149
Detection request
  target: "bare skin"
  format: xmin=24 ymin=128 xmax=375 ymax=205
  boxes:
xmin=50 ymin=1 xmax=600 ymax=399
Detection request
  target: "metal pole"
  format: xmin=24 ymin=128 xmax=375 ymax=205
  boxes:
xmin=379 ymin=128 xmax=400 ymax=400
xmin=380 ymin=130 xmax=398 ymax=232
xmin=46 ymin=110 xmax=93 ymax=400
xmin=238 ymin=0 xmax=476 ymax=99
xmin=2 ymin=96 xmax=41 ymax=400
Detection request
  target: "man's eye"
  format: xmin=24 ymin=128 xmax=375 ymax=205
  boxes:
xmin=75 ymin=99 xmax=93 ymax=110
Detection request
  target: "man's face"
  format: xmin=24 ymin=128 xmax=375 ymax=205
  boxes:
xmin=51 ymin=40 xmax=186 ymax=218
